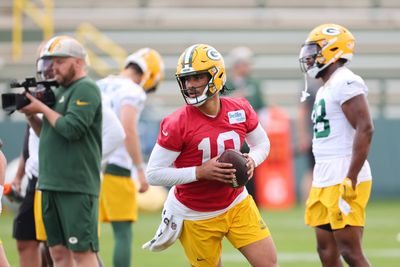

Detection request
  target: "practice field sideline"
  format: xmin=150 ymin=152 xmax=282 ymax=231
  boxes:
xmin=1 ymin=200 xmax=399 ymax=266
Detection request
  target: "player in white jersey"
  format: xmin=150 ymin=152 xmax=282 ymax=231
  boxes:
xmin=299 ymin=24 xmax=374 ymax=267
xmin=97 ymin=48 xmax=164 ymax=267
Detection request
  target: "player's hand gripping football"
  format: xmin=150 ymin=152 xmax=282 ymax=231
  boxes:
xmin=243 ymin=153 xmax=255 ymax=180
xmin=195 ymin=156 xmax=236 ymax=184
xmin=339 ymin=177 xmax=357 ymax=201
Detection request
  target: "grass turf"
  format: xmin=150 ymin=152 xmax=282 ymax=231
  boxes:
xmin=1 ymin=200 xmax=399 ymax=266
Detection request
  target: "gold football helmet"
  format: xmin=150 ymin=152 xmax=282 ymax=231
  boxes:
xmin=176 ymin=44 xmax=226 ymax=106
xmin=125 ymin=48 xmax=165 ymax=93
xmin=299 ymin=24 xmax=355 ymax=78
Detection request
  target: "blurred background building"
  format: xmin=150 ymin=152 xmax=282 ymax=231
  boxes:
xmin=1 ymin=0 xmax=400 ymax=200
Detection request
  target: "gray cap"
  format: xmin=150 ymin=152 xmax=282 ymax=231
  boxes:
xmin=41 ymin=36 xmax=87 ymax=61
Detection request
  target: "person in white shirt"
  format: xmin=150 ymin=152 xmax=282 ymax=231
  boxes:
xmin=299 ymin=24 xmax=374 ymax=267
xmin=97 ymin=48 xmax=164 ymax=267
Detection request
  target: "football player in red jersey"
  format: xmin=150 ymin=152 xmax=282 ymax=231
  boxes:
xmin=146 ymin=44 xmax=278 ymax=267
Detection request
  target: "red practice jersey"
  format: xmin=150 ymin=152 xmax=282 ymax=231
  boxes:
xmin=157 ymin=97 xmax=259 ymax=211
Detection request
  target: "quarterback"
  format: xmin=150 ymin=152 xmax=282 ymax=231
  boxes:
xmin=299 ymin=24 xmax=374 ymax=267
xmin=146 ymin=44 xmax=278 ymax=267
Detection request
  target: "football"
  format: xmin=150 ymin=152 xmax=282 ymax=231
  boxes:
xmin=218 ymin=149 xmax=249 ymax=188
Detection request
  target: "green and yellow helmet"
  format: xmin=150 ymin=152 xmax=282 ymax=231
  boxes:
xmin=299 ymin=24 xmax=355 ymax=78
xmin=125 ymin=48 xmax=165 ymax=93
xmin=176 ymin=44 xmax=226 ymax=106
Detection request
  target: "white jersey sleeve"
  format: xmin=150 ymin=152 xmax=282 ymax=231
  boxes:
xmin=97 ymin=75 xmax=147 ymax=114
xmin=97 ymin=75 xmax=146 ymax=170
xmin=332 ymin=72 xmax=368 ymax=105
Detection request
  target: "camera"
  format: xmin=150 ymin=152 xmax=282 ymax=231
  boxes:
xmin=1 ymin=77 xmax=58 ymax=114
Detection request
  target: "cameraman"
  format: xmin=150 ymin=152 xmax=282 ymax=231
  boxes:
xmin=19 ymin=36 xmax=102 ymax=267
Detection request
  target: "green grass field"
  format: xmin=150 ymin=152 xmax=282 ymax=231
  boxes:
xmin=1 ymin=200 xmax=399 ymax=266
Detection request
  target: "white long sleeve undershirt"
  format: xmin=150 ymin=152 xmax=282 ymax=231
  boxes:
xmin=146 ymin=145 xmax=196 ymax=186
xmin=246 ymin=123 xmax=270 ymax=167
xmin=146 ymin=123 xmax=270 ymax=187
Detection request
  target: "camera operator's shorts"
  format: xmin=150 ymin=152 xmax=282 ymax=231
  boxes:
xmin=41 ymin=191 xmax=99 ymax=252
xmin=99 ymin=172 xmax=138 ymax=222
xmin=179 ymin=195 xmax=271 ymax=267
xmin=305 ymin=180 xmax=372 ymax=230
xmin=13 ymin=176 xmax=38 ymax=240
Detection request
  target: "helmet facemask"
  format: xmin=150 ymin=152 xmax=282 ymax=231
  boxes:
xmin=176 ymin=44 xmax=226 ymax=107
xmin=36 ymin=58 xmax=55 ymax=82
xmin=299 ymin=41 xmax=337 ymax=79
xmin=177 ymin=71 xmax=214 ymax=107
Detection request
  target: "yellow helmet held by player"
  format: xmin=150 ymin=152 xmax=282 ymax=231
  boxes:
xmin=299 ymin=23 xmax=355 ymax=78
xmin=125 ymin=48 xmax=165 ymax=93
xmin=176 ymin=44 xmax=226 ymax=106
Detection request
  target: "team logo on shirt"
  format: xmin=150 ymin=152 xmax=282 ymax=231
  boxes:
xmin=68 ymin=236 xmax=78 ymax=244
xmin=228 ymin=110 xmax=246 ymax=124
xmin=76 ymin=99 xmax=89 ymax=106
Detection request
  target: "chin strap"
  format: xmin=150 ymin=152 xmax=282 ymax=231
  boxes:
xmin=300 ymin=74 xmax=310 ymax=102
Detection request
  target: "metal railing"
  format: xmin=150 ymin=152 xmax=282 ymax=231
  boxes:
xmin=12 ymin=0 xmax=54 ymax=61
xmin=75 ymin=23 xmax=128 ymax=77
